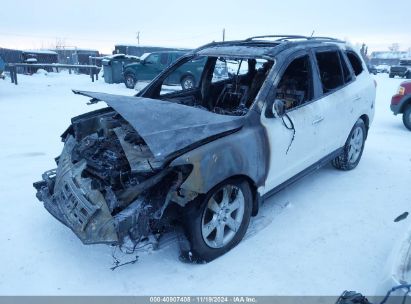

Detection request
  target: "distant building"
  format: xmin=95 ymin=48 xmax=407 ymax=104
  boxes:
xmin=52 ymin=48 xmax=100 ymax=65
xmin=114 ymin=44 xmax=191 ymax=57
xmin=22 ymin=50 xmax=58 ymax=64
xmin=0 ymin=47 xmax=58 ymax=72
xmin=370 ymin=51 xmax=411 ymax=66
xmin=0 ymin=47 xmax=23 ymax=65
xmin=52 ymin=48 xmax=101 ymax=74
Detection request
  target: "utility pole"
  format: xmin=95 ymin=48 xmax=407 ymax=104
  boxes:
xmin=136 ymin=31 xmax=140 ymax=45
xmin=222 ymin=28 xmax=225 ymax=42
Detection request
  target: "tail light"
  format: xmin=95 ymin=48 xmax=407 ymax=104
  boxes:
xmin=398 ymin=86 xmax=405 ymax=95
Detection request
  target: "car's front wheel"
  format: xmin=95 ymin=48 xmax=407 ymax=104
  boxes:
xmin=402 ymin=105 xmax=411 ymax=131
xmin=124 ymin=73 xmax=137 ymax=89
xmin=332 ymin=119 xmax=366 ymax=171
xmin=182 ymin=179 xmax=252 ymax=263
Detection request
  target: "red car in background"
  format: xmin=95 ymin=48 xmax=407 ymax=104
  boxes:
xmin=391 ymin=81 xmax=411 ymax=130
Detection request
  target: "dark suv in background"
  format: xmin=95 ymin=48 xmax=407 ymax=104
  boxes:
xmin=390 ymin=59 xmax=411 ymax=79
xmin=123 ymin=51 xmax=203 ymax=89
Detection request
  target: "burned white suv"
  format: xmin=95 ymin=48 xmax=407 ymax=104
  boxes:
xmin=34 ymin=35 xmax=376 ymax=262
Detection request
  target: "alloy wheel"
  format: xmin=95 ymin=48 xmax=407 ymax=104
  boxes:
xmin=348 ymin=126 xmax=364 ymax=163
xmin=201 ymin=185 xmax=245 ymax=249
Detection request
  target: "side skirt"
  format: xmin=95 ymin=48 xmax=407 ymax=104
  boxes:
xmin=260 ymin=147 xmax=344 ymax=203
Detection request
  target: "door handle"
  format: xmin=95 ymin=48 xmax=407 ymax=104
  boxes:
xmin=354 ymin=95 xmax=361 ymax=101
xmin=312 ymin=117 xmax=324 ymax=125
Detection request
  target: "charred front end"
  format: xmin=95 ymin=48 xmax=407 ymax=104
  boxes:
xmin=33 ymin=108 xmax=193 ymax=245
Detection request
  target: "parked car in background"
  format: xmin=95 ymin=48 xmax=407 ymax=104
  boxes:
xmin=376 ymin=64 xmax=390 ymax=74
xmin=391 ymin=81 xmax=411 ymax=130
xmin=390 ymin=59 xmax=411 ymax=79
xmin=122 ymin=51 xmax=198 ymax=89
xmin=367 ymin=64 xmax=378 ymax=75
xmin=34 ymin=35 xmax=376 ymax=262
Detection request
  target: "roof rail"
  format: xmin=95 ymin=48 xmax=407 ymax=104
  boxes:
xmin=310 ymin=36 xmax=344 ymax=42
xmin=245 ymin=35 xmax=308 ymax=41
xmin=245 ymin=35 xmax=344 ymax=43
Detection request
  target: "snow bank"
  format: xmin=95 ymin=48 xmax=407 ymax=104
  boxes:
xmin=0 ymin=72 xmax=409 ymax=296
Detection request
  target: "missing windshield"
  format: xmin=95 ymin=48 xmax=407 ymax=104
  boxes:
xmin=155 ymin=55 xmax=274 ymax=116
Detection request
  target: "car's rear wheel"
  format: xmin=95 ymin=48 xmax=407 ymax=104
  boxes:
xmin=406 ymin=72 xmax=411 ymax=79
xmin=182 ymin=179 xmax=252 ymax=263
xmin=181 ymin=75 xmax=195 ymax=90
xmin=332 ymin=119 xmax=366 ymax=171
xmin=124 ymin=74 xmax=136 ymax=89
xmin=389 ymin=74 xmax=394 ymax=78
xmin=402 ymin=106 xmax=411 ymax=131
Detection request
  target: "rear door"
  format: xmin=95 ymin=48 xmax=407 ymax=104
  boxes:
xmin=311 ymin=47 xmax=360 ymax=154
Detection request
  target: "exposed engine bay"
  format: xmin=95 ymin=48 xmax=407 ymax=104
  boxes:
xmin=34 ymin=108 xmax=196 ymax=245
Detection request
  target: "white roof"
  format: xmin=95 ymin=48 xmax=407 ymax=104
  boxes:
xmin=24 ymin=49 xmax=58 ymax=55
xmin=371 ymin=51 xmax=410 ymax=60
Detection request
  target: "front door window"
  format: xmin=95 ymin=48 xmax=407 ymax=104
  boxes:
xmin=275 ymin=55 xmax=313 ymax=110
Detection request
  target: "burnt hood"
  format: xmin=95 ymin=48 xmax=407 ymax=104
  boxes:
xmin=73 ymin=90 xmax=244 ymax=160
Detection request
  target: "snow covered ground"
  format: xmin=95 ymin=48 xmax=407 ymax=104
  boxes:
xmin=0 ymin=71 xmax=409 ymax=296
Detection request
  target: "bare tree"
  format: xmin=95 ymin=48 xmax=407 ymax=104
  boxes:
xmin=388 ymin=43 xmax=400 ymax=52
xmin=360 ymin=43 xmax=369 ymax=63
xmin=54 ymin=37 xmax=66 ymax=50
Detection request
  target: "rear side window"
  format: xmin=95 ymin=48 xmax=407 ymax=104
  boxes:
xmin=315 ymin=51 xmax=344 ymax=93
xmin=346 ymin=51 xmax=363 ymax=76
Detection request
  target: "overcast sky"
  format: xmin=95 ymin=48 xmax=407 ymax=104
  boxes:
xmin=1 ymin=0 xmax=410 ymax=54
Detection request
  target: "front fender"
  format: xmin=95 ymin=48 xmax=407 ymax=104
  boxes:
xmin=170 ymin=119 xmax=268 ymax=195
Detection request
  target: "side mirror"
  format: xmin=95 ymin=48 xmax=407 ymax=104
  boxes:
xmin=273 ymin=99 xmax=285 ymax=117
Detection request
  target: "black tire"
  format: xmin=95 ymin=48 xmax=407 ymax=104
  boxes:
xmin=181 ymin=179 xmax=252 ymax=263
xmin=403 ymin=105 xmax=411 ymax=131
xmin=124 ymin=73 xmax=136 ymax=89
xmin=332 ymin=119 xmax=367 ymax=171
xmin=406 ymin=72 xmax=411 ymax=79
xmin=389 ymin=74 xmax=394 ymax=78
xmin=181 ymin=75 xmax=195 ymax=90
